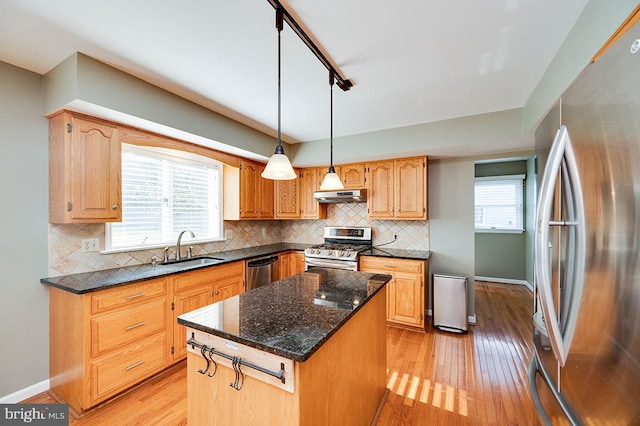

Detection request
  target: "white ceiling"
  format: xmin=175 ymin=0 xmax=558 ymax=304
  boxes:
xmin=1 ymin=0 xmax=588 ymax=148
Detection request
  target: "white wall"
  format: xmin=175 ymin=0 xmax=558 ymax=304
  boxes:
xmin=0 ymin=61 xmax=49 ymax=398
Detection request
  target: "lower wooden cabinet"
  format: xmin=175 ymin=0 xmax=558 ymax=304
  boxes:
xmin=279 ymin=251 xmax=306 ymax=279
xmin=49 ymin=261 xmax=245 ymax=414
xmin=359 ymin=256 xmax=428 ymax=330
xmin=50 ymin=277 xmax=171 ymax=412
xmin=171 ymin=261 xmax=244 ymax=361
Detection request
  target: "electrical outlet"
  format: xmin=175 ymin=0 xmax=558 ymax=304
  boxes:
xmin=262 ymin=228 xmax=267 ymax=236
xmin=225 ymin=230 xmax=233 ymax=239
xmin=81 ymin=238 xmax=99 ymax=252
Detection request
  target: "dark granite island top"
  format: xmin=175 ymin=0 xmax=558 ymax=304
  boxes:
xmin=177 ymin=268 xmax=391 ymax=362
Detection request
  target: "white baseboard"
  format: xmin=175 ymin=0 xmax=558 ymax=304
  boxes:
xmin=0 ymin=379 xmax=50 ymax=404
xmin=475 ymin=276 xmax=532 ymax=291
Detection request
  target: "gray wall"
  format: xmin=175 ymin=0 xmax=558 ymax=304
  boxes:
xmin=429 ymin=158 xmax=476 ymax=318
xmin=0 ymin=62 xmax=49 ymax=397
xmin=474 ymin=160 xmax=528 ymax=281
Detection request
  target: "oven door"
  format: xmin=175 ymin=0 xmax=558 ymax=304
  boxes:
xmin=304 ymin=257 xmax=358 ymax=271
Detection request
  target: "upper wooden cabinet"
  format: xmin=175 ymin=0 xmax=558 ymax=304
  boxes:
xmin=301 ymin=168 xmax=327 ymax=219
xmin=366 ymin=156 xmax=427 ymax=220
xmin=49 ymin=112 xmax=121 ymax=223
xmin=340 ymin=163 xmax=367 ymax=189
xmin=224 ymin=160 xmax=274 ymax=220
xmin=275 ymin=170 xmax=301 ymax=219
xmin=315 ymin=163 xmax=366 ymax=190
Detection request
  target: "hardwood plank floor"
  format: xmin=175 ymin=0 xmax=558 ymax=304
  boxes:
xmin=23 ymin=281 xmax=534 ymax=425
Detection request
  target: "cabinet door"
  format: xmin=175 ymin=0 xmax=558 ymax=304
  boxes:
xmin=367 ymin=161 xmax=394 ymax=219
xmin=340 ymin=163 xmax=366 ymax=189
xmin=300 ymin=168 xmax=327 ymax=219
xmin=394 ymin=157 xmax=426 ymax=219
xmin=213 ymin=261 xmax=245 ymax=302
xmin=388 ymin=272 xmax=424 ymax=327
xmin=50 ymin=114 xmax=122 ymax=223
xmin=214 ymin=279 xmax=241 ymax=302
xmin=173 ymin=286 xmax=213 ymax=360
xmin=258 ymin=164 xmax=274 ymax=218
xmin=275 ymin=173 xmax=300 ymax=219
xmin=292 ymin=252 xmax=306 ymax=275
xmin=279 ymin=253 xmax=292 ymax=279
xmin=240 ymin=161 xmax=260 ymax=218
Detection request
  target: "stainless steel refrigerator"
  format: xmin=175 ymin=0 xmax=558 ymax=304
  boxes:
xmin=529 ymin=22 xmax=640 ymax=425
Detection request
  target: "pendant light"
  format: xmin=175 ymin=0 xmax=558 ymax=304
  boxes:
xmin=262 ymin=7 xmax=297 ymax=181
xmin=319 ymin=72 xmax=344 ymax=190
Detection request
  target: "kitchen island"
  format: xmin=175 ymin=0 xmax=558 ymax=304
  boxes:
xmin=177 ymin=268 xmax=391 ymax=425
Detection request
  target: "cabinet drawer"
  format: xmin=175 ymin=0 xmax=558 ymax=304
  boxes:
xmin=91 ymin=298 xmax=167 ymax=357
xmin=90 ymin=332 xmax=167 ymax=404
xmin=91 ymin=279 xmax=167 ymax=314
xmin=360 ymin=257 xmax=423 ymax=274
xmin=173 ymin=261 xmax=244 ymax=292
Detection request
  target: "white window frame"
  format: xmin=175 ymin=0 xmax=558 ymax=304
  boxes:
xmin=104 ymin=144 xmax=224 ymax=253
xmin=474 ymin=174 xmax=525 ymax=234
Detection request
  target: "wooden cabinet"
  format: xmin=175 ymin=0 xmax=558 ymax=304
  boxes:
xmin=172 ymin=261 xmax=244 ymax=360
xmin=316 ymin=163 xmax=366 ymax=190
xmin=359 ymin=256 xmax=427 ymax=330
xmin=275 ymin=170 xmax=301 ymax=219
xmin=366 ymin=156 xmax=427 ymax=220
xmin=49 ymin=277 xmax=170 ymax=412
xmin=49 ymin=111 xmax=121 ymax=223
xmin=50 ymin=262 xmax=244 ymax=413
xmin=224 ymin=161 xmax=274 ymax=220
xmin=340 ymin=163 xmax=367 ymax=189
xmin=280 ymin=251 xmax=306 ymax=279
xmin=300 ymin=168 xmax=327 ymax=219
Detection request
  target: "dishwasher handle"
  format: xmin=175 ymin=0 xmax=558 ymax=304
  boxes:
xmin=247 ymin=255 xmax=279 ymax=268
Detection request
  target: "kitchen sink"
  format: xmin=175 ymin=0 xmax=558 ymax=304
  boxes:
xmin=160 ymin=256 xmax=225 ymax=267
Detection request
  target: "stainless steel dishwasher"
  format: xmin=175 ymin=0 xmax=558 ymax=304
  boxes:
xmin=245 ymin=254 xmax=280 ymax=292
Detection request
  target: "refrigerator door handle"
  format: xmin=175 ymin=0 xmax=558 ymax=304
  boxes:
xmin=534 ymin=125 xmax=586 ymax=366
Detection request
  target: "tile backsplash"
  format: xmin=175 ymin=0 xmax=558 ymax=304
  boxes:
xmin=47 ymin=203 xmax=429 ymax=276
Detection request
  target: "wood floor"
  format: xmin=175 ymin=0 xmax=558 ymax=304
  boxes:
xmin=23 ymin=281 xmax=535 ymax=425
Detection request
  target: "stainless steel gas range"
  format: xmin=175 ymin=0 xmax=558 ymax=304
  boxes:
xmin=304 ymin=226 xmax=372 ymax=271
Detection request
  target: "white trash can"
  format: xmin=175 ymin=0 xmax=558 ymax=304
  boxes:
xmin=432 ymin=273 xmax=468 ymax=333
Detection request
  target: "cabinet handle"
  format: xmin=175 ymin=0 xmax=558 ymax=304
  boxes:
xmin=125 ymin=322 xmax=145 ymax=331
xmin=215 ymin=291 xmax=220 ymax=295
xmin=125 ymin=360 xmax=145 ymax=371
xmin=125 ymin=293 xmax=145 ymax=300
xmin=384 ymin=265 xmax=396 ymax=269
xmin=112 ymin=205 xmax=118 ymax=210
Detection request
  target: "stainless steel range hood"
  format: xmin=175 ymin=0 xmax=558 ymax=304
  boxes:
xmin=314 ymin=189 xmax=366 ymax=203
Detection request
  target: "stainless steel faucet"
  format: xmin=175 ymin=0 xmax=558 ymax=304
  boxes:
xmin=176 ymin=230 xmax=195 ymax=260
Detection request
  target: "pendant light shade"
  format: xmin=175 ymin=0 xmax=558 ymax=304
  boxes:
xmin=262 ymin=7 xmax=297 ymax=181
xmin=320 ymin=73 xmax=344 ymax=190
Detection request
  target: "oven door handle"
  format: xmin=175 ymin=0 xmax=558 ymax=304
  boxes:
xmin=305 ymin=259 xmax=356 ymax=270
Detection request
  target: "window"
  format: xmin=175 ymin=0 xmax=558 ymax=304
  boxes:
xmin=106 ymin=144 xmax=223 ymax=251
xmin=474 ymin=174 xmax=525 ymax=232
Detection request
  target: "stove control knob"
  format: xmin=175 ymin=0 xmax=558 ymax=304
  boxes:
xmin=327 ymin=250 xmax=333 ymax=256
xmin=339 ymin=251 xmax=346 ymax=257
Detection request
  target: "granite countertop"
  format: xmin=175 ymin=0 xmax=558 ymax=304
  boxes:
xmin=177 ymin=268 xmax=391 ymax=362
xmin=40 ymin=243 xmax=309 ymax=294
xmin=361 ymin=247 xmax=431 ymax=261
xmin=40 ymin=243 xmax=429 ymax=295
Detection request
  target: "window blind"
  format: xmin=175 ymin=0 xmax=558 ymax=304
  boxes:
xmin=107 ymin=144 xmax=222 ymax=250
xmin=474 ymin=174 xmax=525 ymax=231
